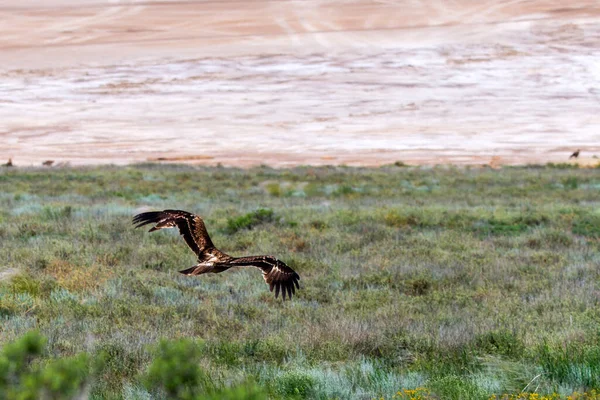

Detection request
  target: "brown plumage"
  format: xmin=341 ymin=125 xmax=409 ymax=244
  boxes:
xmin=3 ymin=158 xmax=13 ymax=167
xmin=569 ymin=149 xmax=580 ymax=159
xmin=132 ymin=209 xmax=300 ymax=300
xmin=42 ymin=160 xmax=54 ymax=166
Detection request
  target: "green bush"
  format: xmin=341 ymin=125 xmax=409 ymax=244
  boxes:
xmin=273 ymin=370 xmax=316 ymax=399
xmin=563 ymin=176 xmax=579 ymax=189
xmin=10 ymin=274 xmax=42 ymax=297
xmin=0 ymin=331 xmax=90 ymax=399
xmin=226 ymin=208 xmax=275 ymax=234
xmin=144 ymin=338 xmax=213 ymax=399
xmin=472 ymin=214 xmax=547 ymax=236
xmin=265 ymin=183 xmax=282 ymax=197
xmin=572 ymin=214 xmax=600 ymax=238
xmin=39 ymin=354 xmax=90 ymax=399
xmin=0 ymin=331 xmax=46 ymax=380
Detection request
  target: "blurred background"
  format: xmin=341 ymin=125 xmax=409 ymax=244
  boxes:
xmin=1 ymin=0 xmax=600 ymax=166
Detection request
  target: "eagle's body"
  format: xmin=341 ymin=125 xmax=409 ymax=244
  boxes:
xmin=133 ymin=210 xmax=300 ymax=299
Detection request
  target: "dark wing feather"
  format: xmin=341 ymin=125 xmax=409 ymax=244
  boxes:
xmin=132 ymin=210 xmax=214 ymax=257
xmin=226 ymin=255 xmax=300 ymax=300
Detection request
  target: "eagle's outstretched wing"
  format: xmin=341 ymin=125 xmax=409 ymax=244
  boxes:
xmin=132 ymin=210 xmax=214 ymax=257
xmin=224 ymin=255 xmax=300 ymax=300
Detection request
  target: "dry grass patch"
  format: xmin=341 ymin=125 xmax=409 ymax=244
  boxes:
xmin=45 ymin=259 xmax=113 ymax=292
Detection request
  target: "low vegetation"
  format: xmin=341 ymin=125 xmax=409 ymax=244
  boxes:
xmin=1 ymin=164 xmax=600 ymax=399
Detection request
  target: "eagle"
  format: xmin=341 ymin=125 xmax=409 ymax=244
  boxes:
xmin=133 ymin=210 xmax=300 ymax=300
xmin=569 ymin=149 xmax=580 ymax=159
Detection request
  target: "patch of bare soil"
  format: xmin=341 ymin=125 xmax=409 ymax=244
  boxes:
xmin=0 ymin=268 xmax=19 ymax=282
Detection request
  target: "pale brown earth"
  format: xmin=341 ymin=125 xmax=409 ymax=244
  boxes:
xmin=1 ymin=0 xmax=600 ymax=167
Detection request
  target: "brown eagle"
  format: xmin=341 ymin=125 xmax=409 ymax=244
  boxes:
xmin=569 ymin=149 xmax=580 ymax=159
xmin=133 ymin=210 xmax=300 ymax=299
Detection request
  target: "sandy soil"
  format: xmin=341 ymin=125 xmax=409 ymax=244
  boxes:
xmin=1 ymin=0 xmax=600 ymax=167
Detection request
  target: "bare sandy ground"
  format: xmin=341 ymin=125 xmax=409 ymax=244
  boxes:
xmin=1 ymin=0 xmax=600 ymax=167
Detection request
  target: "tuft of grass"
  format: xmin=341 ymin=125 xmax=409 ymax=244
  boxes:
xmin=46 ymin=259 xmax=113 ymax=292
xmin=9 ymin=273 xmax=43 ymax=297
xmin=265 ymin=182 xmax=282 ymax=197
xmin=473 ymin=331 xmax=524 ymax=359
xmin=428 ymin=375 xmax=487 ymax=400
xmin=536 ymin=342 xmax=600 ymax=389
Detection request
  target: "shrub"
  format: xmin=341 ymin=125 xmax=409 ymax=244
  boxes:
xmin=384 ymin=210 xmax=420 ymax=228
xmin=226 ymin=208 xmax=275 ymax=234
xmin=10 ymin=274 xmax=42 ymax=297
xmin=144 ymin=338 xmax=213 ymax=399
xmin=0 ymin=331 xmax=46 ymax=377
xmin=563 ymin=176 xmax=579 ymax=189
xmin=39 ymin=354 xmax=90 ymax=399
xmin=472 ymin=214 xmax=547 ymax=236
xmin=410 ymin=279 xmax=431 ymax=296
xmin=572 ymin=214 xmax=600 ymax=238
xmin=0 ymin=331 xmax=90 ymax=399
xmin=265 ymin=183 xmax=281 ymax=197
xmin=273 ymin=370 xmax=316 ymax=399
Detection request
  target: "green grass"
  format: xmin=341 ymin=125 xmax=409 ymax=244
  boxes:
xmin=1 ymin=164 xmax=600 ymax=399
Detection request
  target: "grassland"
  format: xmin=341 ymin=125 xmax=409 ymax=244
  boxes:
xmin=1 ymin=163 xmax=600 ymax=399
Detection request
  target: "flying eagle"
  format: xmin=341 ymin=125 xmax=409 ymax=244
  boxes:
xmin=569 ymin=149 xmax=580 ymax=159
xmin=133 ymin=210 xmax=300 ymax=299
